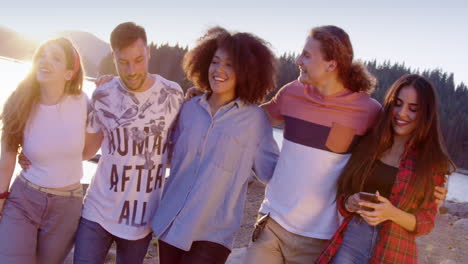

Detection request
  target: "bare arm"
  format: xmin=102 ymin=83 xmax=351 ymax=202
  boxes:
xmin=82 ymin=132 xmax=104 ymax=160
xmin=184 ymin=87 xmax=204 ymax=101
xmin=388 ymin=207 xmax=417 ymax=231
xmin=261 ymin=105 xmax=284 ymax=127
xmin=94 ymin=75 xmax=114 ymax=87
xmin=0 ymin=140 xmax=17 ymax=213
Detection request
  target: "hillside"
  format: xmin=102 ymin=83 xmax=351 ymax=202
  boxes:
xmin=54 ymin=30 xmax=111 ymax=77
xmin=0 ymin=25 xmax=38 ymax=60
xmin=0 ymin=25 xmax=110 ymax=77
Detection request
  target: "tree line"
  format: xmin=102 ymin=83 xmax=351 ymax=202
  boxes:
xmin=99 ymin=43 xmax=468 ymax=169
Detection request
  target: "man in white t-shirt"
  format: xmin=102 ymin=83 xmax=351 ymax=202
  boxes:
xmin=73 ymin=22 xmax=183 ymax=264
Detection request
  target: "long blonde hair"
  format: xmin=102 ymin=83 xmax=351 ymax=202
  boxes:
xmin=1 ymin=38 xmax=84 ymax=152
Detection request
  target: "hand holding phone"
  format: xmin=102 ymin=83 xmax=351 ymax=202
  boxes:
xmin=359 ymin=192 xmax=380 ymax=211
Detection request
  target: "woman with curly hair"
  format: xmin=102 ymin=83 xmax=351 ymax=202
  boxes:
xmin=0 ymin=38 xmax=100 ymax=263
xmin=316 ymin=74 xmax=454 ymax=264
xmin=150 ymin=27 xmax=280 ymax=264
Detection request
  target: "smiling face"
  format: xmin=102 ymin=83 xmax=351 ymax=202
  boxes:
xmin=35 ymin=42 xmax=73 ymax=85
xmin=392 ymin=85 xmax=419 ymax=137
xmin=295 ymin=36 xmax=331 ymax=86
xmin=208 ymin=48 xmax=236 ymax=99
xmin=113 ymin=38 xmax=150 ymax=92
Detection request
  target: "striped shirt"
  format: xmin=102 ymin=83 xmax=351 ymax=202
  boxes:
xmin=260 ymin=80 xmax=381 ymax=239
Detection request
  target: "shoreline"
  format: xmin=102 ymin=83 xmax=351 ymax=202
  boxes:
xmin=457 ymin=168 xmax=468 ymax=176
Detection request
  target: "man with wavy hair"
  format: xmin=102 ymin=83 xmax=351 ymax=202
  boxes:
xmin=244 ymin=25 xmax=382 ymax=263
xmin=245 ymin=25 xmax=447 ymax=264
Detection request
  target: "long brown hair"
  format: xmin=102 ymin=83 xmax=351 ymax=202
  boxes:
xmin=1 ymin=38 xmax=84 ymax=152
xmin=337 ymin=74 xmax=454 ymax=210
xmin=310 ymin=26 xmax=376 ymax=93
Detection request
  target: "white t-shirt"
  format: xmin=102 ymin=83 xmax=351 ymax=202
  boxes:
xmin=83 ymin=74 xmax=183 ymax=240
xmin=22 ymin=93 xmax=87 ymax=188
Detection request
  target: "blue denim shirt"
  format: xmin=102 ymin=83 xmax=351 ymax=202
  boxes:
xmin=151 ymin=94 xmax=279 ymax=250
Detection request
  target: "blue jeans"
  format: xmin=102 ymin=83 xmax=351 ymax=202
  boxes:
xmin=331 ymin=216 xmax=380 ymax=264
xmin=73 ymin=217 xmax=152 ymax=264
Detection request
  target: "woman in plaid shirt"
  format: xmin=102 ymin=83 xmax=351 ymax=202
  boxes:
xmin=316 ymin=74 xmax=455 ymax=264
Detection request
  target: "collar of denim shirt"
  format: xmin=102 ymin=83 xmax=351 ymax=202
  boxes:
xmin=197 ymin=93 xmax=245 ymax=111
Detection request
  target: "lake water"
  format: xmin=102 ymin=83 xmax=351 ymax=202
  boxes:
xmin=1 ymin=57 xmax=466 ymax=202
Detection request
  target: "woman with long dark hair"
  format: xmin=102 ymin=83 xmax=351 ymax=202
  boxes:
xmin=0 ymin=38 xmax=99 ymax=263
xmin=316 ymin=74 xmax=454 ymax=264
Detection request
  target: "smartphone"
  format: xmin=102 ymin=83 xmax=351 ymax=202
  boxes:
xmin=359 ymin=192 xmax=379 ymax=211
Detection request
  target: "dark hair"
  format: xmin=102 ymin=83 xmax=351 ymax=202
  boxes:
xmin=1 ymin=38 xmax=83 ymax=152
xmin=310 ymin=25 xmax=376 ymax=93
xmin=337 ymin=74 xmax=454 ymax=210
xmin=183 ymin=26 xmax=277 ymax=104
xmin=110 ymin=22 xmax=147 ymax=51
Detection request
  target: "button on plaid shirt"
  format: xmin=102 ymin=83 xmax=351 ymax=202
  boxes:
xmin=316 ymin=148 xmax=445 ymax=264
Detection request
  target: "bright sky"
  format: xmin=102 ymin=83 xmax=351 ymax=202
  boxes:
xmin=2 ymin=0 xmax=467 ymax=85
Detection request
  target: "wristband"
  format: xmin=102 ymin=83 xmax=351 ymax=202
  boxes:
xmin=0 ymin=191 xmax=10 ymax=199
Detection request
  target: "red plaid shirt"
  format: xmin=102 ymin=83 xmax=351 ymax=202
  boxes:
xmin=316 ymin=148 xmax=444 ymax=264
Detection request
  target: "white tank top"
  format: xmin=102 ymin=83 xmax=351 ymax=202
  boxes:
xmin=22 ymin=93 xmax=88 ymax=188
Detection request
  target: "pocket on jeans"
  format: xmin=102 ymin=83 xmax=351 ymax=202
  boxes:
xmin=2 ymin=179 xmax=30 ymax=219
xmin=6 ymin=178 xmax=26 ymax=201
xmin=212 ymin=132 xmax=247 ymax=173
xmin=325 ymin=122 xmax=356 ymax=153
xmin=66 ymin=197 xmax=84 ymax=225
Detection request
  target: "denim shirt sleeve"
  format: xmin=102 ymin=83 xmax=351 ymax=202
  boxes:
xmin=170 ymin=110 xmax=183 ymax=144
xmin=252 ymin=121 xmax=279 ymax=184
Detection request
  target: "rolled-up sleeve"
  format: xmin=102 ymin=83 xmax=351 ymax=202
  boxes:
xmin=411 ymin=174 xmax=445 ymax=236
xmin=337 ymin=194 xmax=353 ymax=218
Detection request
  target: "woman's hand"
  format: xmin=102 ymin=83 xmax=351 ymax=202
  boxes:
xmin=0 ymin=143 xmax=16 ymax=218
xmin=185 ymin=87 xmax=204 ymax=101
xmin=95 ymin=75 xmax=115 ymax=87
xmin=18 ymin=152 xmax=31 ymax=171
xmin=345 ymin=193 xmax=361 ymax=213
xmin=358 ymin=192 xmax=398 ymax=226
xmin=434 ymin=176 xmax=448 ymax=208
xmin=0 ymin=199 xmax=5 ymax=217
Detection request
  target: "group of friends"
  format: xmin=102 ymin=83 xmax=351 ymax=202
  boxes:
xmin=0 ymin=22 xmax=454 ymax=264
